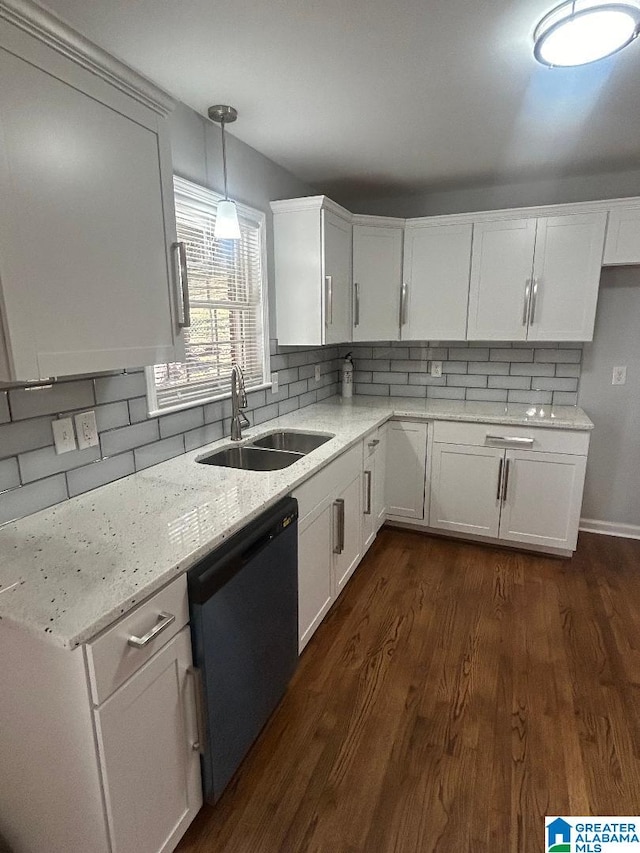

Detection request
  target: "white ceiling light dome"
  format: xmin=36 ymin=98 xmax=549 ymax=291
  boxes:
xmin=534 ymin=0 xmax=640 ymax=66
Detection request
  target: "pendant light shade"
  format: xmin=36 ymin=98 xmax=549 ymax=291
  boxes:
xmin=215 ymin=199 xmax=241 ymax=239
xmin=534 ymin=0 xmax=640 ymax=66
xmin=207 ymin=104 xmax=241 ymax=240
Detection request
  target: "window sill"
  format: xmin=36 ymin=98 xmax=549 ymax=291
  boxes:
xmin=145 ymin=376 xmax=274 ymax=418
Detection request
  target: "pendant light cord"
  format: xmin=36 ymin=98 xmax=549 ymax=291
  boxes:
xmin=221 ymin=120 xmax=229 ymax=201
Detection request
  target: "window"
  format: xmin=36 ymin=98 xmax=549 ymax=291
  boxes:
xmin=147 ymin=176 xmax=269 ymax=414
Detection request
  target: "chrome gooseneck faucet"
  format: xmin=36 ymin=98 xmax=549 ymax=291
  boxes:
xmin=230 ymin=364 xmax=250 ymax=441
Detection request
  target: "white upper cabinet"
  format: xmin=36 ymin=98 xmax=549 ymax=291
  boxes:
xmin=352 ymin=220 xmax=403 ymax=342
xmin=402 ymin=221 xmax=472 ymax=341
xmin=468 ymin=218 xmax=537 ymax=341
xmin=528 ymin=213 xmax=607 ymax=341
xmin=272 ymin=197 xmax=352 ymax=346
xmin=468 ymin=212 xmax=606 ymax=342
xmin=0 ymin=4 xmax=183 ymax=382
xmin=603 ymin=204 xmax=640 ymax=265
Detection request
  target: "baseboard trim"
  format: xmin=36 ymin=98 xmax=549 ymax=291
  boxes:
xmin=579 ymin=518 xmax=640 ymax=540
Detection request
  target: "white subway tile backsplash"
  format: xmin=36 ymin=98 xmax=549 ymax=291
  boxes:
xmin=0 ymin=474 xmax=68 ymax=525
xmin=390 ymin=385 xmax=426 ymax=397
xmin=18 ymin=444 xmax=101 ymax=484
xmin=488 ymin=375 xmax=531 ymax=390
xmin=373 ymin=371 xmax=408 ymax=384
xmin=128 ymin=396 xmax=150 ymax=423
xmin=408 ymin=374 xmax=446 ymax=386
xmin=9 ymin=381 xmax=94 ymax=421
xmin=442 ymin=361 xmax=468 ymax=374
xmin=491 ymin=348 xmax=533 ymax=362
xmin=465 ymin=388 xmax=508 ymax=403
xmin=555 ymin=364 xmax=581 ymax=378
xmin=447 ymin=374 xmax=487 ymax=388
xmin=184 ymin=422 xmax=224 ymax=452
xmin=507 ymin=390 xmax=553 ymax=404
xmin=0 ymin=417 xmax=54 ymax=459
xmin=0 ymin=342 xmax=339 ymax=524
xmin=468 ymin=361 xmax=508 ymax=375
xmin=427 ymin=387 xmax=466 ymax=400
xmin=449 ymin=347 xmax=489 ymax=361
xmin=0 ymin=458 xmax=20 ymax=491
xmin=0 ymin=392 xmax=10 ymax=424
xmin=534 ymin=348 xmax=582 ymax=363
xmin=101 ymin=420 xmax=159 ymax=456
xmin=94 ymin=371 xmax=148 ymax=403
xmin=158 ymin=407 xmax=204 ymax=439
xmin=553 ymin=392 xmax=579 ymax=406
xmin=509 ymin=363 xmax=555 ymax=377
xmin=67 ymin=453 xmax=135 ymax=497
xmin=355 ymin=383 xmax=389 ymax=396
xmin=93 ymin=402 xmax=130 ymax=432
xmin=532 ymin=377 xmax=579 ymax=392
xmin=134 ymin=436 xmax=185 ymax=470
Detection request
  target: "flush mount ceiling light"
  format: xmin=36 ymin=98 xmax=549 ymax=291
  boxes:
xmin=534 ymin=0 xmax=640 ymax=66
xmin=207 ymin=104 xmax=241 ymax=239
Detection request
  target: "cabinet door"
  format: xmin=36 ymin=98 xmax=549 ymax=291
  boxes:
xmin=362 ymin=458 xmax=376 ymax=555
xmin=402 ymin=223 xmax=472 ymax=340
xmin=386 ymin=420 xmax=428 ymax=520
xmin=94 ymin=628 xmax=202 ymax=853
xmin=429 ymin=443 xmax=503 ymax=537
xmin=499 ymin=450 xmax=587 ymax=550
xmin=374 ymin=425 xmax=388 ymax=531
xmin=297 ymin=500 xmax=334 ymax=651
xmin=603 ymin=205 xmax=640 ymax=265
xmin=467 ymin=218 xmax=536 ymax=341
xmin=323 ymin=210 xmax=352 ymax=345
xmin=334 ymin=472 xmax=363 ymax=594
xmin=0 ymin=47 xmax=181 ymax=381
xmin=352 ymin=224 xmax=402 ymax=341
xmin=529 ymin=213 xmax=606 ymax=341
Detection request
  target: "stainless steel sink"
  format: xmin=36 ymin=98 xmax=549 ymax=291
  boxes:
xmin=249 ymin=430 xmax=334 ymax=454
xmin=196 ymin=446 xmax=303 ymax=471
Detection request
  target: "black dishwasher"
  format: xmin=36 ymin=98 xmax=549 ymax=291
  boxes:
xmin=188 ymin=496 xmax=299 ymax=803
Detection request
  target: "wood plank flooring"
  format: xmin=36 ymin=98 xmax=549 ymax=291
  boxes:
xmin=177 ymin=529 xmax=640 ymax=853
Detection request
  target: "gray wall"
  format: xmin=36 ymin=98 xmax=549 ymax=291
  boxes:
xmin=579 ymin=267 xmax=640 ymax=528
xmin=346 ymin=167 xmax=640 ymax=218
xmin=169 ymin=103 xmax=315 ymax=338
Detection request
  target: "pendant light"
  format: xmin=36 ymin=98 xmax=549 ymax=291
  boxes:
xmin=207 ymin=104 xmax=241 ymax=239
xmin=533 ymin=0 xmax=640 ymax=67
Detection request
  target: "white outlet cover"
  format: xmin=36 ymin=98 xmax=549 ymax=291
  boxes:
xmin=75 ymin=410 xmax=99 ymax=449
xmin=431 ymin=360 xmax=443 ymax=378
xmin=52 ymin=418 xmax=77 ymax=455
xmin=612 ymin=366 xmax=627 ymax=385
xmin=271 ymin=372 xmax=279 ymax=394
xmin=315 ymin=365 xmax=321 ymax=382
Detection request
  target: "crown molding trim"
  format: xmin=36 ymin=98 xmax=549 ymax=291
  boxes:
xmin=0 ymin=0 xmax=175 ymax=115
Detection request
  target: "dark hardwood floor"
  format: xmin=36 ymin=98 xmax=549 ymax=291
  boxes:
xmin=177 ymin=528 xmax=640 ymax=853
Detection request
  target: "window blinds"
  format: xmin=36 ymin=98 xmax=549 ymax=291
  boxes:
xmin=151 ymin=177 xmax=268 ymax=411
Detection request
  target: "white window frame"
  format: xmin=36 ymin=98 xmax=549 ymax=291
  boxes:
xmin=146 ymin=176 xmax=270 ymax=416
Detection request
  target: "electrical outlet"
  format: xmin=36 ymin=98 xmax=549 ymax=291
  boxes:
xmin=75 ymin=411 xmax=99 ymax=450
xmin=271 ymin=372 xmax=279 ymax=394
xmin=430 ymin=360 xmax=443 ymax=378
xmin=314 ymin=365 xmax=321 ymax=383
xmin=52 ymin=418 xmax=77 ymax=455
xmin=612 ymin=366 xmax=627 ymax=385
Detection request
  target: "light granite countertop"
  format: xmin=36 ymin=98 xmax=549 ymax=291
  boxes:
xmin=0 ymin=396 xmax=593 ymax=649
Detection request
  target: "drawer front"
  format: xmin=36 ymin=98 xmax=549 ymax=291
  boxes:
xmin=294 ymin=442 xmax=362 ymax=521
xmin=431 ymin=420 xmax=590 ymax=455
xmin=87 ymin=575 xmax=189 ymax=705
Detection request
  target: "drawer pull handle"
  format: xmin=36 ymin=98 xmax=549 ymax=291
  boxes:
xmin=486 ymin=435 xmax=534 ymax=447
xmin=496 ymin=457 xmax=504 ymax=501
xmin=127 ymin=612 xmax=176 ymax=648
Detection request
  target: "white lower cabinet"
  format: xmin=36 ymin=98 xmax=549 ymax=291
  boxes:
xmin=95 ymin=627 xmax=202 ymax=853
xmin=0 ymin=575 xmax=202 ymax=853
xmin=385 ymin=420 xmax=428 ymax=520
xmin=428 ymin=422 xmax=589 ymax=552
xmin=429 ymin=443 xmax=504 ymax=538
xmin=294 ymin=442 xmax=363 ymax=651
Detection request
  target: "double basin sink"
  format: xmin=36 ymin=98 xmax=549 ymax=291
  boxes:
xmin=196 ymin=430 xmax=334 ymax=471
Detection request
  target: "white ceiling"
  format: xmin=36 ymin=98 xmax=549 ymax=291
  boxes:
xmin=41 ymin=0 xmax=640 ymax=202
